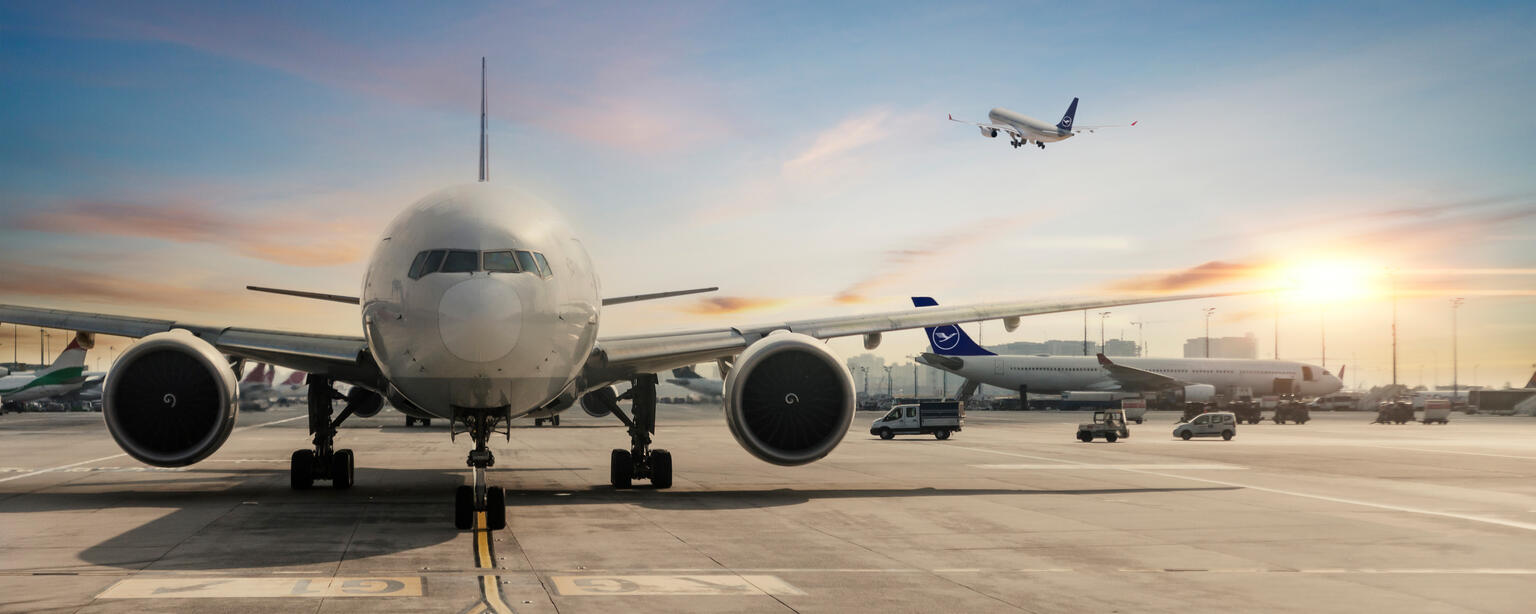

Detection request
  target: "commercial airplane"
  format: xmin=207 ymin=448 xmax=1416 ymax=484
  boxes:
xmin=0 ymin=333 xmax=95 ymax=411
xmin=948 ymin=97 xmax=1133 ymax=150
xmin=0 ymin=61 xmax=1236 ymax=530
xmin=236 ymin=362 xmax=277 ymax=410
xmin=666 ymin=366 xmax=724 ymax=399
xmin=911 ymin=297 xmax=1342 ymax=404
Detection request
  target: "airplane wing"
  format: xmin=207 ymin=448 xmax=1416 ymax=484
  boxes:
xmin=0 ymin=304 xmax=381 ymax=386
xmin=947 ymin=114 xmax=1021 ymax=138
xmin=1094 ymin=353 xmax=1185 ymax=390
xmin=585 ymin=291 xmax=1243 ymax=385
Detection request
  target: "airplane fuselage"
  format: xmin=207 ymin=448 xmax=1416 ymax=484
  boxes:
xmin=927 ymin=355 xmax=1343 ymax=398
xmin=988 ymin=108 xmax=1074 ymax=143
xmin=360 ymin=184 xmax=602 ymax=419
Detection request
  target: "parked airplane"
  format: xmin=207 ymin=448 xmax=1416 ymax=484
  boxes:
xmin=0 ymin=61 xmax=1236 ymax=530
xmin=0 ymin=332 xmax=95 ymax=411
xmin=911 ymin=297 xmax=1342 ymax=404
xmin=949 ymin=97 xmax=1133 ymax=150
xmin=667 ymin=366 xmax=724 ymax=399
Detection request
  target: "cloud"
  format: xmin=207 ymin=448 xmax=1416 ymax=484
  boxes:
xmin=0 ymin=262 xmax=251 ymax=310
xmin=835 ymin=215 xmax=1042 ymax=304
xmin=783 ymin=109 xmax=896 ymax=174
xmin=677 ymin=296 xmax=786 ymax=315
xmin=11 ymin=200 xmax=373 ymax=266
xmin=1106 ymin=260 xmax=1265 ymax=293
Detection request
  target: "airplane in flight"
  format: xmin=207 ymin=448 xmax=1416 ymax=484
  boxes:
xmin=949 ymin=97 xmax=1134 ymax=150
xmin=0 ymin=333 xmax=97 ymax=412
xmin=911 ymin=297 xmax=1343 ymax=405
xmin=666 ymin=366 xmax=724 ymax=399
xmin=0 ymin=61 xmax=1237 ymax=530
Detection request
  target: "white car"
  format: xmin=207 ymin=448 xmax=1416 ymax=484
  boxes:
xmin=1173 ymin=412 xmax=1237 ymax=441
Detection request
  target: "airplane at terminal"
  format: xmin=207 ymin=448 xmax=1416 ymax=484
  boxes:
xmin=949 ymin=97 xmax=1133 ymax=150
xmin=667 ymin=366 xmax=724 ymax=399
xmin=911 ymin=297 xmax=1343 ymax=404
xmin=0 ymin=333 xmax=96 ymax=411
xmin=0 ymin=61 xmax=1237 ymax=530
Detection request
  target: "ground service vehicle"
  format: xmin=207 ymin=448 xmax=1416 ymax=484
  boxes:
xmin=871 ymin=402 xmax=964 ymax=440
xmin=1173 ymin=412 xmax=1237 ymax=441
xmin=1273 ymin=402 xmax=1310 ymax=424
xmin=1421 ymin=398 xmax=1451 ymax=424
xmin=1077 ymin=409 xmax=1130 ymax=442
xmin=1230 ymin=400 xmax=1262 ymax=424
xmin=1374 ymin=401 xmax=1415 ymax=424
xmin=1120 ymin=399 xmax=1147 ymax=424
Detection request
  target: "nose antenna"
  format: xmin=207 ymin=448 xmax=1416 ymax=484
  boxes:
xmin=478 ymin=57 xmax=488 ymax=182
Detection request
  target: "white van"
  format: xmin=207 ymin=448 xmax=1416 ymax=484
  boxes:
xmin=1173 ymin=412 xmax=1237 ymax=441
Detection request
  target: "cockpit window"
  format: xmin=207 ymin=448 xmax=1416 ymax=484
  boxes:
xmin=440 ymin=250 xmax=480 ymax=273
xmin=514 ymin=250 xmax=539 ymax=276
xmin=483 ymin=251 xmax=520 ymax=273
xmin=407 ymin=251 xmax=431 ymax=280
xmin=420 ymin=250 xmax=446 ymax=277
xmin=532 ymin=252 xmax=553 ymax=278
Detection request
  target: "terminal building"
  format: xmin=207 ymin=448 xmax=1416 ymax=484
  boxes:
xmin=1183 ymin=333 xmax=1258 ymax=359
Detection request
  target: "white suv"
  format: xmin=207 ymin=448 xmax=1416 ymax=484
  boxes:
xmin=1173 ymin=412 xmax=1237 ymax=441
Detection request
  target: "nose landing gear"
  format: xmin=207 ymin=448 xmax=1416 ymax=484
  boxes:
xmin=585 ymin=374 xmax=673 ymax=489
xmin=451 ymin=406 xmax=511 ymax=530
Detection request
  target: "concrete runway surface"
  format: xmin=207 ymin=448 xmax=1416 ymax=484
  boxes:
xmin=2 ymin=405 xmax=1534 ymax=613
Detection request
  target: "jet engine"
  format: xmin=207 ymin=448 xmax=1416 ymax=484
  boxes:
xmin=979 ymin=126 xmax=999 ymax=138
xmin=724 ymin=332 xmax=856 ymax=466
xmin=103 ymin=331 xmax=239 ymax=467
xmin=580 ymin=386 xmax=616 ymax=417
xmin=344 ymin=386 xmax=385 ymax=418
xmin=1183 ymin=384 xmax=1216 ymax=403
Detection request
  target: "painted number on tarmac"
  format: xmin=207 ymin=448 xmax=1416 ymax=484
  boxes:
xmin=97 ymin=577 xmax=423 ymax=599
xmin=551 ymin=575 xmax=804 ymax=596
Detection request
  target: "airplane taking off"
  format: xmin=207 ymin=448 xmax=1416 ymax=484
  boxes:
xmin=0 ymin=332 xmax=95 ymax=411
xmin=667 ymin=366 xmax=724 ymax=399
xmin=911 ymin=297 xmax=1342 ymax=404
xmin=0 ymin=61 xmax=1238 ymax=530
xmin=949 ymin=97 xmax=1134 ymax=150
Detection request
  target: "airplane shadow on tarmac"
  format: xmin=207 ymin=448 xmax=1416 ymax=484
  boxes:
xmin=7 ymin=465 xmax=1237 ymax=570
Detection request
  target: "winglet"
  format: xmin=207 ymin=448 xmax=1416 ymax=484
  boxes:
xmin=1096 ymin=352 xmax=1113 ymax=366
xmin=1525 ymin=369 xmax=1536 ymax=389
xmin=1130 ymin=120 xmax=1138 ymax=126
xmin=1338 ymin=365 xmax=1346 ymax=381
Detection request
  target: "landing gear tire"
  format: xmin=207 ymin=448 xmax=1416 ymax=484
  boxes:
xmin=934 ymin=430 xmax=951 ymax=440
xmin=534 ymin=418 xmax=543 ymax=426
xmin=485 ymin=486 xmax=506 ymax=530
xmin=551 ymin=415 xmax=560 ymax=427
xmin=650 ymin=449 xmax=672 ymax=489
xmin=454 ymin=485 xmax=474 ymax=530
xmin=331 ymin=449 xmax=354 ymax=489
xmin=405 ymin=416 xmax=415 ymax=427
xmin=290 ymin=450 xmax=314 ymax=490
xmin=610 ymin=449 xmax=633 ymax=489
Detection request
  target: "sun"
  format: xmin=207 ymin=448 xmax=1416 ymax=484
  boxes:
xmin=1277 ymin=260 xmax=1379 ymax=303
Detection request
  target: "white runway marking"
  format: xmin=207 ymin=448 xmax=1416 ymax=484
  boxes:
xmin=550 ymin=575 xmax=804 ymax=596
xmin=1365 ymin=444 xmax=1536 ymax=460
xmin=973 ymin=463 xmax=1244 ymax=470
xmin=97 ymin=576 xmax=422 ymax=599
xmin=0 ymin=415 xmax=304 ymax=484
xmin=947 ymin=444 xmax=1536 ymax=533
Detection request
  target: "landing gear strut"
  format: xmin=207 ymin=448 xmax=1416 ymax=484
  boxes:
xmin=451 ymin=407 xmax=510 ymax=530
xmin=290 ymin=375 xmax=355 ymax=490
xmin=590 ymin=374 xmax=672 ymax=489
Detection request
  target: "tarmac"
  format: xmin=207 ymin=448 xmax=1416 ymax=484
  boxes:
xmin=2 ymin=404 xmax=1534 ymax=613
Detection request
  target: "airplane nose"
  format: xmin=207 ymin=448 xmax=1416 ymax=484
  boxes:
xmin=438 ymin=277 xmax=523 ymax=362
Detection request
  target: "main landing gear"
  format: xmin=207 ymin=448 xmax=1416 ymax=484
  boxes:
xmin=1037 ymin=141 xmax=1046 ymax=149
xmin=404 ymin=416 xmax=433 ymax=427
xmin=533 ymin=415 xmax=560 ymax=427
xmin=290 ymin=375 xmax=355 ymax=490
xmin=451 ymin=406 xmax=510 ymax=530
xmin=587 ymin=374 xmax=672 ymax=489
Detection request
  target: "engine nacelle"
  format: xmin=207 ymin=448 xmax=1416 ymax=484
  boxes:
xmin=580 ymin=386 xmax=617 ymax=417
xmin=104 ymin=331 xmax=239 ymax=467
xmin=724 ymin=332 xmax=856 ymax=466
xmin=979 ymin=126 xmax=999 ymax=138
xmin=344 ymin=386 xmax=385 ymax=418
xmin=1183 ymin=384 xmax=1216 ymax=403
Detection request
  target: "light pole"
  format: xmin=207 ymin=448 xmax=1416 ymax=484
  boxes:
xmin=1203 ymin=308 xmax=1216 ymax=358
xmin=857 ymin=366 xmax=868 ymax=398
xmin=912 ymin=360 xmax=919 ymax=398
xmin=1389 ymin=267 xmax=1398 ymax=388
xmin=883 ymin=365 xmax=894 ymax=398
xmin=40 ymin=330 xmax=48 ymax=365
xmin=1097 ymin=311 xmax=1111 ymax=355
xmin=1130 ymin=321 xmax=1145 ymax=357
xmin=1451 ymin=297 xmax=1463 ymax=404
xmin=1081 ymin=310 xmax=1088 ymax=356
xmin=1273 ymin=291 xmax=1280 ymax=359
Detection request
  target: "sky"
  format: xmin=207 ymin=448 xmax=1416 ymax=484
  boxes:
xmin=1 ymin=1 xmax=1533 ymax=389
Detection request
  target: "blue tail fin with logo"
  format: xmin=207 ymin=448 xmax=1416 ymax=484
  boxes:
xmin=1056 ymin=97 xmax=1079 ymax=131
xmin=912 ymin=297 xmax=995 ymax=356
